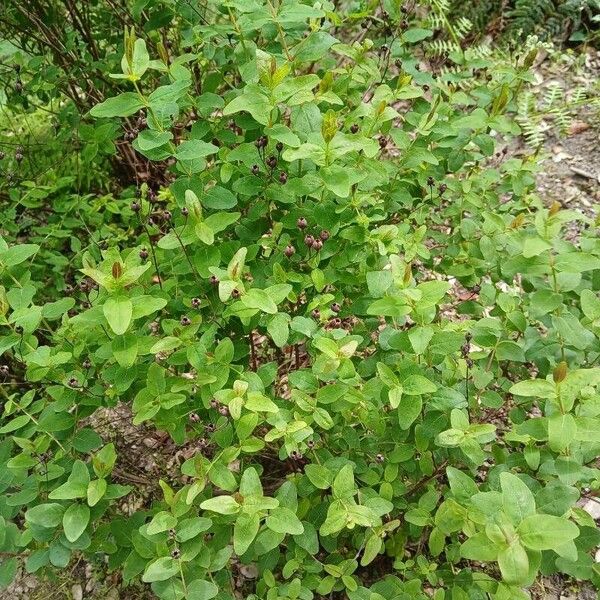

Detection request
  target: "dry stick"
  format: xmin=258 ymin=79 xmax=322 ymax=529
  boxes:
xmin=250 ymin=331 xmax=258 ymax=371
xmin=139 ymin=214 xmax=163 ymax=290
xmin=407 ymin=460 xmax=449 ymax=496
xmin=170 ymin=221 xmax=202 ymax=283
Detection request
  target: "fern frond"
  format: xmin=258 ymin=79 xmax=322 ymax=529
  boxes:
xmin=427 ymin=39 xmax=461 ymax=56
xmin=541 ymin=83 xmax=564 ymax=109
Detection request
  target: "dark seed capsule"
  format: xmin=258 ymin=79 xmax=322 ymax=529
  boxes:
xmin=171 ymin=549 xmax=181 ymax=559
xmin=379 ymin=136 xmax=387 ymax=149
xmin=350 ymin=124 xmax=359 ymax=134
xmin=311 ymin=308 xmax=320 ymax=319
xmin=139 ymin=248 xmax=149 ymax=260
xmin=465 ymin=332 xmax=473 ymax=342
xmin=180 ymin=315 xmax=191 ymax=326
xmin=320 ymin=230 xmax=330 ymax=241
xmin=279 ymin=171 xmax=288 ymax=184
xmin=297 ymin=217 xmax=307 ymax=230
xmin=131 ymin=201 xmax=140 ymax=212
xmin=15 ymin=325 xmax=23 ymax=334
xmin=231 ymin=288 xmax=241 ymax=299
xmin=276 ymin=141 xmax=284 ymax=152
xmin=251 ymin=164 xmax=260 ymax=175
xmin=423 ymin=84 xmax=429 ymax=92
xmin=331 ymin=302 xmax=341 ymax=313
xmin=304 ymin=234 xmax=315 ymax=247
xmin=163 ymin=210 xmax=172 ymax=221
xmin=267 ymin=155 xmax=277 ymax=169
xmin=395 ymin=59 xmax=402 ymax=68
xmin=427 ymin=176 xmax=435 ymax=187
xmin=181 ymin=207 xmax=189 ymax=217
xmin=68 ymin=377 xmax=79 ymax=388
xmin=284 ymin=245 xmax=295 ymax=257
xmin=312 ymin=239 xmax=323 ymax=251
xmin=438 ymin=183 xmax=447 ymax=195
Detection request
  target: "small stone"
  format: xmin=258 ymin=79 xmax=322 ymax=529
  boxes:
xmin=239 ymin=564 xmax=259 ymax=578
xmin=581 ymin=499 xmax=600 ymax=520
xmin=72 ymin=584 xmax=83 ymax=600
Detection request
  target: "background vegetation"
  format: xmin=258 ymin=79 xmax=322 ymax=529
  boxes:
xmin=0 ymin=1 xmax=599 ymax=599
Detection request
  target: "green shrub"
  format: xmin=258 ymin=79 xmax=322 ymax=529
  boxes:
xmin=1 ymin=2 xmax=599 ymax=599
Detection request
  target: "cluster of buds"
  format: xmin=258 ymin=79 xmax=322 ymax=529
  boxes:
xmin=209 ymin=398 xmax=229 ymax=416
xmin=300 ymin=223 xmax=330 ymax=253
xmin=289 ymin=450 xmax=308 ymax=472
xmin=461 ymin=332 xmax=473 ymax=368
xmin=304 ymin=234 xmax=323 ymax=251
